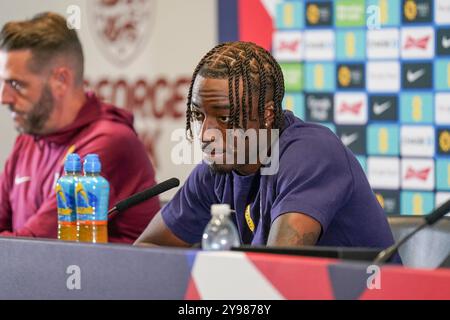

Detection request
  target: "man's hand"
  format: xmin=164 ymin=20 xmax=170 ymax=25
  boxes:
xmin=267 ymin=212 xmax=322 ymax=246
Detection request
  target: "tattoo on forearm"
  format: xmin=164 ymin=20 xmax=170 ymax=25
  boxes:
xmin=268 ymin=218 xmax=320 ymax=246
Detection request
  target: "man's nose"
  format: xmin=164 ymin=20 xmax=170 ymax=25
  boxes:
xmin=0 ymin=81 xmax=15 ymax=106
xmin=200 ymin=118 xmax=218 ymax=143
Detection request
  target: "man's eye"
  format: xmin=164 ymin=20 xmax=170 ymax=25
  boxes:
xmin=218 ymin=116 xmax=231 ymax=124
xmin=191 ymin=110 xmax=204 ymax=120
xmin=8 ymin=80 xmax=23 ymax=92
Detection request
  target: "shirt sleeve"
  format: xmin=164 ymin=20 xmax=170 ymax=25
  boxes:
xmin=0 ymin=159 xmax=13 ymax=232
xmin=161 ymin=163 xmax=217 ymax=244
xmin=271 ymin=129 xmax=354 ymax=235
xmin=0 ymin=197 xmax=58 ymax=237
xmin=0 ymin=159 xmax=61 ymax=238
xmin=0 ymin=137 xmax=60 ymax=238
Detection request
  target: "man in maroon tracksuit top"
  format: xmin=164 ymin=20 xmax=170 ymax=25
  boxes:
xmin=0 ymin=12 xmax=160 ymax=242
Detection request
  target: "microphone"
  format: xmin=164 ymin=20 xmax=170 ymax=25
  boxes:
xmin=107 ymin=177 xmax=180 ymax=216
xmin=373 ymin=199 xmax=450 ymax=264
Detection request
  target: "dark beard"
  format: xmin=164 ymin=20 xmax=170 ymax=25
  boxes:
xmin=21 ymin=85 xmax=54 ymax=135
xmin=208 ymin=163 xmax=234 ymax=174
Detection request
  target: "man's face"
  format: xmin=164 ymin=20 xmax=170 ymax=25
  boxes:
xmin=191 ymin=75 xmax=263 ymax=174
xmin=0 ymin=50 xmax=55 ymax=135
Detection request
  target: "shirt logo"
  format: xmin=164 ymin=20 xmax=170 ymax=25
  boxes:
xmin=14 ymin=176 xmax=31 ymax=185
xmin=244 ymin=204 xmax=255 ymax=233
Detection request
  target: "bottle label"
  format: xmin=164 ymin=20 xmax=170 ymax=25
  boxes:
xmin=55 ymin=178 xmax=77 ymax=223
xmin=76 ymin=177 xmax=109 ymax=223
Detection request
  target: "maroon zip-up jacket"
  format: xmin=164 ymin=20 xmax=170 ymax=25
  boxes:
xmin=0 ymin=92 xmax=160 ymax=243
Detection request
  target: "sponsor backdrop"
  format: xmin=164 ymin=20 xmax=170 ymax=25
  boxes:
xmin=223 ymin=0 xmax=450 ymax=216
xmin=0 ymin=0 xmax=216 ymax=200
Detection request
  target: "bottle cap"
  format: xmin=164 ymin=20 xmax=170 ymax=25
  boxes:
xmin=211 ymin=204 xmax=231 ymax=216
xmin=83 ymin=154 xmax=101 ymax=174
xmin=64 ymin=153 xmax=81 ymax=172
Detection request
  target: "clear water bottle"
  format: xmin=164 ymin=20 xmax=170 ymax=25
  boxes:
xmin=202 ymin=204 xmax=240 ymax=251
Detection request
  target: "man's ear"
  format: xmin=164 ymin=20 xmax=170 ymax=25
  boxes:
xmin=263 ymin=101 xmax=275 ymax=128
xmin=49 ymin=67 xmax=71 ymax=98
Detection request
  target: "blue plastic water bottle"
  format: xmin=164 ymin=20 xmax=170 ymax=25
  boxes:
xmin=76 ymin=154 xmax=110 ymax=243
xmin=56 ymin=153 xmax=81 ymax=241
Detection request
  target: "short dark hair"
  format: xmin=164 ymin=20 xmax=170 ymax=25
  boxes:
xmin=186 ymin=41 xmax=285 ymax=140
xmin=0 ymin=12 xmax=84 ymax=84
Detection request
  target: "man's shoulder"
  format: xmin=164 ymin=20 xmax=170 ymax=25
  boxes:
xmin=83 ymin=116 xmax=137 ymax=143
xmin=279 ymin=118 xmax=343 ymax=157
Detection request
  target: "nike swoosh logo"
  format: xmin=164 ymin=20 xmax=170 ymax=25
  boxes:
xmin=407 ymin=69 xmax=425 ymax=83
xmin=14 ymin=176 xmax=31 ymax=185
xmin=341 ymin=133 xmax=358 ymax=147
xmin=373 ymin=101 xmax=391 ymax=115
xmin=442 ymin=36 xmax=450 ymax=49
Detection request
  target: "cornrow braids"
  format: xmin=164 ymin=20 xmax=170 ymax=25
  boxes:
xmin=251 ymin=52 xmax=268 ymax=127
xmin=185 ymin=43 xmax=227 ymax=139
xmin=186 ymin=41 xmax=285 ymax=140
xmin=240 ymin=61 xmax=249 ymax=129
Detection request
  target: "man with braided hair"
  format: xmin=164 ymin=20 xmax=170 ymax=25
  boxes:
xmin=136 ymin=41 xmax=397 ymax=255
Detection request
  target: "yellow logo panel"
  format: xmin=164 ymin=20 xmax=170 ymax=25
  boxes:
xmin=412 ymin=96 xmax=422 ymax=122
xmin=378 ymin=128 xmax=389 ymax=154
xmin=283 ymin=3 xmax=294 ymax=27
xmin=345 ymin=32 xmax=355 ymax=58
xmin=412 ymin=193 xmax=423 ymax=215
xmin=314 ymin=64 xmax=324 ymax=89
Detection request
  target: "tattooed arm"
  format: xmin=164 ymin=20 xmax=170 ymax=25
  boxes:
xmin=267 ymin=212 xmax=322 ymax=246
